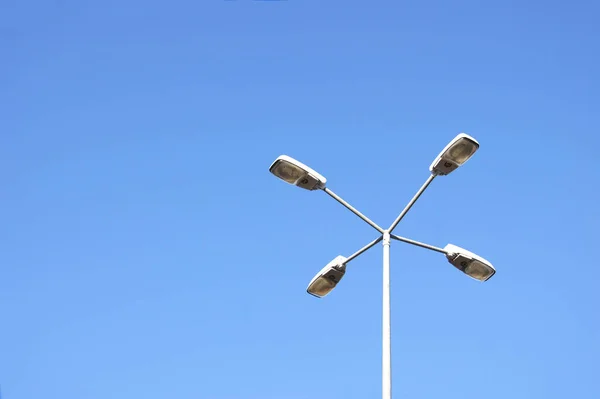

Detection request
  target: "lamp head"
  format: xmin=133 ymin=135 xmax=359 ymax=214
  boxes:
xmin=306 ymin=255 xmax=347 ymax=298
xmin=444 ymin=244 xmax=495 ymax=282
xmin=269 ymin=155 xmax=327 ymax=191
xmin=430 ymin=133 xmax=479 ymax=176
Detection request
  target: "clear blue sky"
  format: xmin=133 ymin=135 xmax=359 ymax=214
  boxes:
xmin=1 ymin=1 xmax=599 ymax=398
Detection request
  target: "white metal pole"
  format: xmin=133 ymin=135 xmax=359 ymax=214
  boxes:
xmin=323 ymin=187 xmax=385 ymax=233
xmin=382 ymin=231 xmax=392 ymax=399
xmin=388 ymin=174 xmax=436 ymax=233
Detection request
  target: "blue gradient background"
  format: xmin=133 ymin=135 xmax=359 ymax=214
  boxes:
xmin=1 ymin=1 xmax=598 ymax=398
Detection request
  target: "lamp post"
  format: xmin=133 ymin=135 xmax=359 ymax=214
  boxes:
xmin=268 ymin=133 xmax=496 ymax=399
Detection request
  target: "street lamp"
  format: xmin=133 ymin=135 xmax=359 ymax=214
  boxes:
xmin=268 ymin=133 xmax=495 ymax=399
xmin=430 ymin=133 xmax=479 ymax=176
xmin=306 ymin=255 xmax=347 ymax=298
xmin=444 ymin=244 xmax=496 ymax=281
xmin=269 ymin=155 xmax=327 ymax=191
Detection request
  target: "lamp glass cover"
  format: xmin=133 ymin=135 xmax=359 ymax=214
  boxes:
xmin=464 ymin=260 xmax=495 ymax=281
xmin=447 ymin=138 xmax=478 ymax=164
xmin=272 ymin=160 xmax=306 ymax=184
xmin=307 ymin=276 xmax=336 ymax=297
